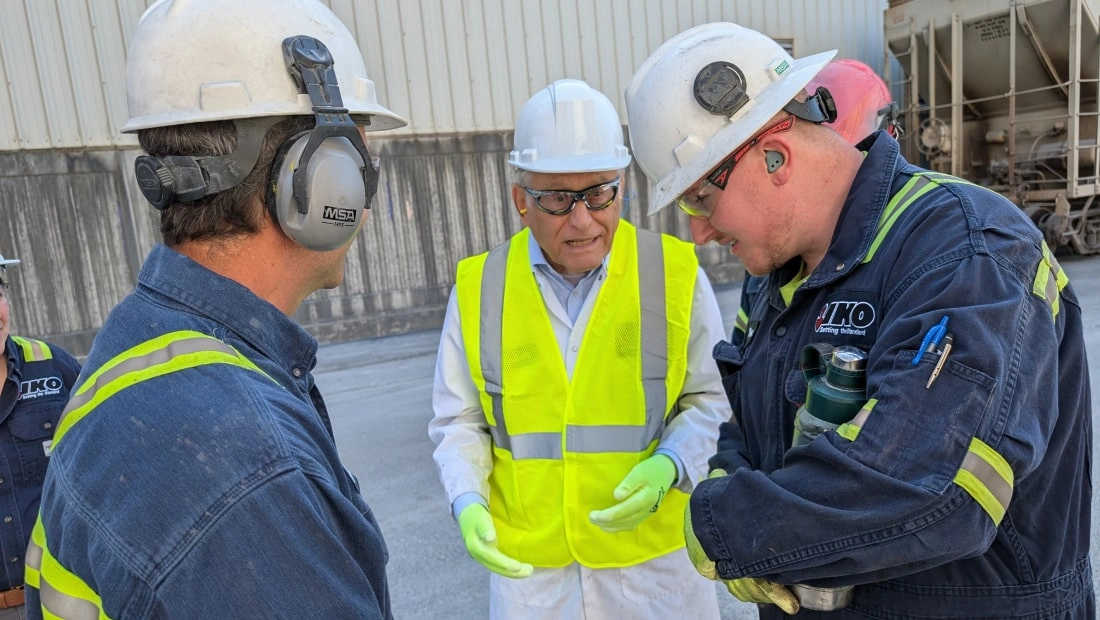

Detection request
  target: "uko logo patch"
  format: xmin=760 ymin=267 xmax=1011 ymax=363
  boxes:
xmin=814 ymin=292 xmax=879 ymax=340
xmin=19 ymin=376 xmax=64 ymax=401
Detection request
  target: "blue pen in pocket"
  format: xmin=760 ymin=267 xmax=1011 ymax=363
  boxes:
xmin=912 ymin=315 xmax=949 ymax=365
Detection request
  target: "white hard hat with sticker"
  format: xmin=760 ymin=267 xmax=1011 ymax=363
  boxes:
xmin=626 ymin=22 xmax=835 ymax=215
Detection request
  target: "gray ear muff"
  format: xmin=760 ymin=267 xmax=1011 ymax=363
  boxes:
xmin=270 ymin=133 xmax=367 ymax=251
xmin=273 ymin=35 xmax=380 ymax=252
xmin=765 ymin=150 xmax=785 ymax=174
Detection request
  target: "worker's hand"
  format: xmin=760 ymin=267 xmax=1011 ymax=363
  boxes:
xmin=723 ymin=578 xmax=800 ymax=614
xmin=589 ymin=454 xmax=676 ymax=532
xmin=683 ymin=496 xmax=718 ymax=580
xmin=691 ymin=467 xmax=798 ymax=613
xmin=457 ymin=504 xmax=533 ymax=579
xmin=684 ymin=467 xmax=728 ymax=578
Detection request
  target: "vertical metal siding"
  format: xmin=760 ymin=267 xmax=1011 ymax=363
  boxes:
xmin=1 ymin=0 xmax=886 ymax=150
xmin=1 ymin=1 xmax=45 ymax=149
xmin=0 ymin=0 xmax=887 ymax=354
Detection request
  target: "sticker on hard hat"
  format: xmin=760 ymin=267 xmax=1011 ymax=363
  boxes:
xmin=693 ymin=61 xmax=750 ymax=116
xmin=774 ymin=60 xmax=790 ymax=76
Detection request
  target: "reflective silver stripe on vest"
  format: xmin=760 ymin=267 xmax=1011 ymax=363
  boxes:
xmin=61 ymin=334 xmax=244 ymax=424
xmin=480 ymin=228 xmax=670 ymax=459
xmin=511 ymin=432 xmax=562 ymax=459
xmin=637 ymin=229 xmax=669 ymax=435
xmin=38 ymin=577 xmax=100 ymax=620
xmin=481 ymin=241 xmax=510 ymax=449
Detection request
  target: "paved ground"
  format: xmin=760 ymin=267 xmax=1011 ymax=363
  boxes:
xmin=319 ymin=255 xmax=1100 ymax=619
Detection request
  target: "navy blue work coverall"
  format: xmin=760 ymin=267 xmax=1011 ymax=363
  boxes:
xmin=0 ymin=336 xmax=79 ymax=594
xmin=698 ymin=132 xmax=1093 ymax=618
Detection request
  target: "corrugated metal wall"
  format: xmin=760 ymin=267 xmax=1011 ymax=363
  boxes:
xmin=1 ymin=0 xmax=886 ymax=148
xmin=0 ymin=0 xmax=887 ymax=356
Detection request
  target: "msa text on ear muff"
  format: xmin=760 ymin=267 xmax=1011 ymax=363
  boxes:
xmin=268 ymin=35 xmax=380 ymax=252
xmin=133 ymin=34 xmax=380 ymax=253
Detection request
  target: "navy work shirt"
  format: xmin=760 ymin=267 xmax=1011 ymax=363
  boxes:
xmin=30 ymin=245 xmax=391 ymax=618
xmin=0 ymin=336 xmax=79 ymax=591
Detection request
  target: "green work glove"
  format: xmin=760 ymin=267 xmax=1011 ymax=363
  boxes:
xmin=457 ymin=504 xmax=533 ymax=579
xmin=688 ymin=469 xmax=800 ymax=614
xmin=684 ymin=466 xmax=729 ymax=578
xmin=683 ymin=494 xmax=719 ymax=580
xmin=589 ymin=454 xmax=676 ymax=532
xmin=723 ymin=578 xmax=800 ymax=614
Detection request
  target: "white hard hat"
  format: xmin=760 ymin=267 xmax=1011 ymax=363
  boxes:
xmin=625 ymin=22 xmax=836 ymax=215
xmin=509 ymin=79 xmax=631 ymax=174
xmin=0 ymin=252 xmax=18 ymax=284
xmin=123 ymin=0 xmax=407 ymax=132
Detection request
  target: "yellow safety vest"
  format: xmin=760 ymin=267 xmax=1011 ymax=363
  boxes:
xmin=455 ymin=220 xmax=698 ymax=568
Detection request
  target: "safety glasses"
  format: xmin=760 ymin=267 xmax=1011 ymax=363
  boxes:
xmin=522 ymin=178 xmax=621 ymax=216
xmin=676 ymin=115 xmax=796 ymax=219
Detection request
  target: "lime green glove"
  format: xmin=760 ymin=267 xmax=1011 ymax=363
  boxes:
xmin=687 ymin=468 xmax=799 ymax=614
xmin=589 ymin=454 xmax=676 ymax=532
xmin=683 ymin=492 xmax=719 ymax=580
xmin=457 ymin=504 xmax=533 ymax=579
xmin=684 ymin=466 xmax=728 ymax=578
xmin=723 ymin=578 xmax=799 ymax=614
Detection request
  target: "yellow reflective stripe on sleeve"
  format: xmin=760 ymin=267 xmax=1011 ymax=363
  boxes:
xmin=916 ymin=171 xmax=981 ymax=187
xmin=12 ymin=336 xmax=53 ymax=361
xmin=54 ymin=330 xmax=272 ymax=447
xmin=864 ymin=175 xmax=936 ymax=263
xmin=734 ymin=308 xmax=749 ymax=336
xmin=29 ymin=330 xmax=275 ymax=619
xmin=1031 ymin=241 xmax=1069 ymax=320
xmin=953 ymin=437 xmax=1014 ymax=525
xmin=835 ymin=398 xmax=877 ymax=441
xmin=27 ymin=520 xmax=106 ymax=620
xmin=866 ymin=171 xmax=1007 ymax=264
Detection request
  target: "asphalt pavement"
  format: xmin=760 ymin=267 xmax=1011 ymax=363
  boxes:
xmin=319 ymin=255 xmax=1100 ymax=620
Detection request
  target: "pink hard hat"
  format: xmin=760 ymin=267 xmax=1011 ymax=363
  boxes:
xmin=806 ymin=59 xmax=897 ymax=144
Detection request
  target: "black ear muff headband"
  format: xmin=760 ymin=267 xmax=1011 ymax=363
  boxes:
xmin=783 ymin=86 xmax=837 ymax=124
xmin=282 ymin=35 xmax=378 ymax=214
xmin=134 ymin=118 xmax=275 ymax=210
xmin=133 ymin=35 xmax=378 ymax=213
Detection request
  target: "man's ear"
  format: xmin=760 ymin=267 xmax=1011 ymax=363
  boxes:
xmin=511 ymin=184 xmax=528 ymax=217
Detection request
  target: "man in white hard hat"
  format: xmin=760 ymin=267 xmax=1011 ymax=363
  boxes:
xmin=626 ymin=22 xmax=1093 ymax=619
xmin=27 ymin=1 xmax=406 ymax=617
xmin=732 ymin=58 xmax=901 ymax=345
xmin=429 ymin=79 xmax=727 ymax=619
xmin=0 ymin=253 xmax=80 ymax=618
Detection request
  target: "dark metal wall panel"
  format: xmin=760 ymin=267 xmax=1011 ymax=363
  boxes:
xmin=294 ymin=132 xmax=734 ymax=343
xmin=0 ymin=134 xmax=736 ymax=357
xmin=0 ymin=151 xmax=140 ymax=354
